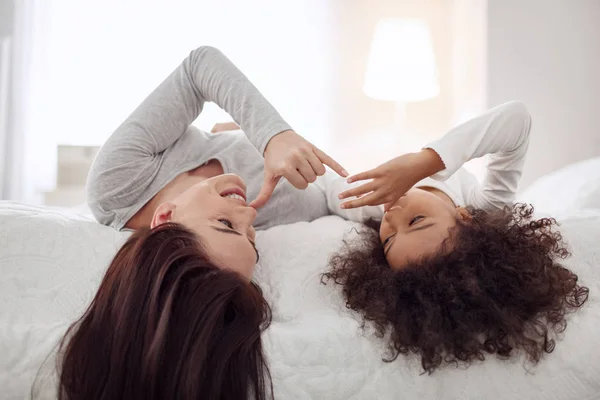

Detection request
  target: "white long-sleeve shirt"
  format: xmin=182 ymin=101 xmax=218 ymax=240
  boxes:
xmin=320 ymin=101 xmax=532 ymax=222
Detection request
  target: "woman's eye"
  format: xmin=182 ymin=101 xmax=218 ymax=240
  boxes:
xmin=409 ymin=215 xmax=425 ymax=226
xmin=218 ymin=219 xmax=233 ymax=229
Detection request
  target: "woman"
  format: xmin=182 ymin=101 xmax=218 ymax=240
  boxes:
xmin=60 ymin=45 xmax=348 ymax=400
xmin=85 ymin=45 xmax=348 ymax=277
xmin=322 ymin=101 xmax=589 ymax=373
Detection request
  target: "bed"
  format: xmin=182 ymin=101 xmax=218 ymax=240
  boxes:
xmin=2 ymin=158 xmax=600 ymax=400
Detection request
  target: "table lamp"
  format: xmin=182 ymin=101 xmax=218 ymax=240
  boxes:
xmin=363 ymin=18 xmax=439 ymax=131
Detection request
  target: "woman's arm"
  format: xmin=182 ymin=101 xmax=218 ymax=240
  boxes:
xmin=89 ymin=46 xmax=347 ymax=214
xmin=86 ymin=46 xmax=291 ymax=228
xmin=91 ymin=46 xmax=290 ymax=168
xmin=425 ymin=101 xmax=531 ymax=209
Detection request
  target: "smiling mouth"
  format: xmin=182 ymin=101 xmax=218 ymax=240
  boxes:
xmin=220 ymin=187 xmax=247 ymax=204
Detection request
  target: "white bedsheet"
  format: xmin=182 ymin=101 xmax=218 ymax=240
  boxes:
xmin=1 ymin=201 xmax=599 ymax=400
xmin=1 ymin=157 xmax=600 ymax=399
xmin=257 ymin=213 xmax=600 ymax=400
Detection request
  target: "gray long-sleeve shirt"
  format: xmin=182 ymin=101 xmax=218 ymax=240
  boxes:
xmin=86 ymin=46 xmax=329 ymax=230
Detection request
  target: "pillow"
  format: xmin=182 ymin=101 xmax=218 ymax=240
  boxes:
xmin=519 ymin=157 xmax=600 ymax=211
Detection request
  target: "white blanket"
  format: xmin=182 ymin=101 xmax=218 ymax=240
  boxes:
xmin=2 ymin=158 xmax=600 ymax=399
xmin=258 ymin=213 xmax=600 ymax=400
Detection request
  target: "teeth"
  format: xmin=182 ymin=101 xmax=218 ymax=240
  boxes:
xmin=224 ymin=193 xmax=245 ymax=202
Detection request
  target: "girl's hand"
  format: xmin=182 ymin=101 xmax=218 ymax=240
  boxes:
xmin=338 ymin=149 xmax=445 ymax=210
xmin=250 ymin=130 xmax=348 ymax=208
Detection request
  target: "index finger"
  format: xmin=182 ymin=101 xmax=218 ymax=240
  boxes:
xmin=313 ymin=148 xmax=348 ymax=178
xmin=249 ymin=176 xmax=280 ymax=209
xmin=346 ymin=167 xmax=380 ymax=183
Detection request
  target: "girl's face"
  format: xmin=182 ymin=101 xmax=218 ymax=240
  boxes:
xmin=379 ymin=188 xmax=470 ymax=269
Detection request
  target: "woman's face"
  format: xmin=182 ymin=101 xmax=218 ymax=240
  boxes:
xmin=152 ymin=174 xmax=258 ymax=279
xmin=379 ymin=188 xmax=469 ymax=270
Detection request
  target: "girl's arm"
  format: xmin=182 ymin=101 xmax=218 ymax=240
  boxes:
xmin=425 ymin=101 xmax=531 ymax=209
xmin=338 ymin=101 xmax=532 ymax=211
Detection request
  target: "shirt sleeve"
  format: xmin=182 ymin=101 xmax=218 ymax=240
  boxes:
xmin=424 ymin=101 xmax=532 ymax=210
xmin=98 ymin=45 xmax=290 ymax=158
xmin=315 ymin=171 xmax=385 ymax=222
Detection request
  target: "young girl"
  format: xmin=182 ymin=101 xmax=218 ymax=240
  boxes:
xmin=322 ymin=101 xmax=589 ymax=373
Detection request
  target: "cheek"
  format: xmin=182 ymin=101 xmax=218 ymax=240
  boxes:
xmin=385 ymin=247 xmax=409 ymax=270
xmin=176 ymin=190 xmax=214 ymax=216
xmin=223 ymin=249 xmax=256 ymax=280
xmin=207 ymin=238 xmax=256 ymax=279
xmin=241 ymin=260 xmax=256 ymax=280
xmin=180 ymin=197 xmax=228 ymax=224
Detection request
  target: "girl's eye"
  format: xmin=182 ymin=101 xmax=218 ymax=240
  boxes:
xmin=383 ymin=236 xmax=392 ymax=247
xmin=218 ymin=219 xmax=233 ymax=229
xmin=409 ymin=215 xmax=425 ymax=226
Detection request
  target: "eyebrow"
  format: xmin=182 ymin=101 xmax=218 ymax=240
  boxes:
xmin=383 ymin=223 xmax=436 ymax=255
xmin=210 ymin=226 xmax=260 ymax=263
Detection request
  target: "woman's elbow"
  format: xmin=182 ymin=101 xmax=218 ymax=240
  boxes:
xmin=189 ymin=45 xmax=222 ymax=60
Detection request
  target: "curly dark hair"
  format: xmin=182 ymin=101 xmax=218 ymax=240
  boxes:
xmin=322 ymin=204 xmax=588 ymax=374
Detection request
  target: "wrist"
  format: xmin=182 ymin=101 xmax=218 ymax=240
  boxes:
xmin=263 ymin=129 xmax=294 ymax=156
xmin=413 ymin=148 xmax=445 ymax=179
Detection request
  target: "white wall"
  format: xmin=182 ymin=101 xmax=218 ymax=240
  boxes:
xmin=327 ymin=0 xmax=486 ymax=174
xmin=487 ymin=0 xmax=600 ymax=189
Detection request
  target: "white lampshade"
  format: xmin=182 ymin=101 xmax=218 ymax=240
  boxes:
xmin=363 ymin=18 xmax=439 ymax=102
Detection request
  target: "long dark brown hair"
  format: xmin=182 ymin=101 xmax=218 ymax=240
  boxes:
xmin=323 ymin=204 xmax=589 ymax=374
xmin=56 ymin=223 xmax=273 ymax=400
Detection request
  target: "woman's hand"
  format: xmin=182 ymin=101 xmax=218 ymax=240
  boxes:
xmin=249 ymin=130 xmax=348 ymax=209
xmin=338 ymin=149 xmax=445 ymax=210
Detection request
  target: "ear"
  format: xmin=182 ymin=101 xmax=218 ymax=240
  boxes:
xmin=151 ymin=202 xmax=176 ymax=229
xmin=456 ymin=206 xmax=472 ymax=221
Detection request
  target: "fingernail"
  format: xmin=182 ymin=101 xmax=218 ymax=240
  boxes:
xmin=338 ymin=194 xmax=344 ymax=199
xmin=341 ymin=169 xmax=349 ymax=177
xmin=347 ymin=178 xmax=354 ymax=183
